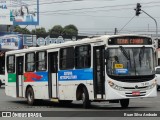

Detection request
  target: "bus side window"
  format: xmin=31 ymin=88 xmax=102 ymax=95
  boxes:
xmin=75 ymin=45 xmax=91 ymax=69
xmin=7 ymin=55 xmax=15 ymax=73
xmin=25 ymin=53 xmax=35 ymax=72
xmin=60 ymin=47 xmax=74 ymax=70
xmin=36 ymin=51 xmax=47 ymax=71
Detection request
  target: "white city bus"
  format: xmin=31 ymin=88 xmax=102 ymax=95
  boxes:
xmin=5 ymin=34 xmax=157 ymax=108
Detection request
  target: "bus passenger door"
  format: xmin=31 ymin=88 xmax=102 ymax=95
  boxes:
xmin=16 ymin=56 xmax=24 ymax=97
xmin=93 ymin=46 xmax=105 ymax=99
xmin=48 ymin=52 xmax=58 ymax=98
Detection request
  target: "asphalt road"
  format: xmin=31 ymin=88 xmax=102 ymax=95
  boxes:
xmin=0 ymin=86 xmax=160 ymax=119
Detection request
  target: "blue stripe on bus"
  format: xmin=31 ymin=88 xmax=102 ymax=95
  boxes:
xmin=58 ymin=68 xmax=93 ymax=81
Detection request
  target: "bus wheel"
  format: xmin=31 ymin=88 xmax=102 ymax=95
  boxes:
xmin=26 ymin=87 xmax=35 ymax=105
xmin=82 ymin=87 xmax=90 ymax=109
xmin=120 ymin=99 xmax=129 ymax=108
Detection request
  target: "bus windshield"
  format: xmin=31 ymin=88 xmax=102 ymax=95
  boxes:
xmin=106 ymin=47 xmax=154 ymax=76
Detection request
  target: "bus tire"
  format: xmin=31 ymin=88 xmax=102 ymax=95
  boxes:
xmin=120 ymin=99 xmax=129 ymax=108
xmin=82 ymin=87 xmax=90 ymax=109
xmin=26 ymin=87 xmax=35 ymax=105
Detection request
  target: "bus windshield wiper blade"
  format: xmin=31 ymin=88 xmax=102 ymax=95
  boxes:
xmin=119 ymin=46 xmax=130 ymax=60
xmin=119 ymin=46 xmax=132 ymax=68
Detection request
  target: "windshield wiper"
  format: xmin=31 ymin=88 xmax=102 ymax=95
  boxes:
xmin=119 ymin=46 xmax=132 ymax=68
xmin=139 ymin=46 xmax=145 ymax=67
xmin=119 ymin=46 xmax=130 ymax=60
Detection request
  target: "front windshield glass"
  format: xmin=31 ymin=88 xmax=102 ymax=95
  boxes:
xmin=106 ymin=47 xmax=154 ymax=76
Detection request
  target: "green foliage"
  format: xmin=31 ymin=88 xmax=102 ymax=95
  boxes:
xmin=49 ymin=25 xmax=63 ymax=35
xmin=9 ymin=24 xmax=79 ymax=36
xmin=14 ymin=25 xmax=30 ymax=34
xmin=31 ymin=27 xmax=46 ymax=34
xmin=49 ymin=24 xmax=78 ymax=36
xmin=63 ymin=24 xmax=78 ymax=35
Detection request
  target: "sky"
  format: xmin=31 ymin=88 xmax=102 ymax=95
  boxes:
xmin=28 ymin=0 xmax=160 ymax=35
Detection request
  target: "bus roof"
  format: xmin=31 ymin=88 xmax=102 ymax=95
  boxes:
xmin=6 ymin=34 xmax=152 ymax=55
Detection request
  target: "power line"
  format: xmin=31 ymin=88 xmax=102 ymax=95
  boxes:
xmin=39 ymin=1 xmax=160 ymax=14
xmin=41 ymin=7 xmax=132 ymax=14
xmin=37 ymin=0 xmax=84 ymax=6
xmin=40 ymin=13 xmax=132 ymax=18
xmin=10 ymin=0 xmax=84 ymax=7
xmin=17 ymin=0 xmax=160 ymax=35
xmin=19 ymin=0 xmax=118 ymax=6
xmin=119 ymin=15 xmax=136 ymax=33
xmin=39 ymin=3 xmax=160 ymax=20
xmin=10 ymin=0 xmax=160 ymax=15
xmin=41 ymin=13 xmax=160 ymax=19
xmin=40 ymin=4 xmax=135 ymax=13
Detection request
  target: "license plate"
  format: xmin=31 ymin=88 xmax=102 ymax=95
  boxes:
xmin=132 ymin=91 xmax=140 ymax=95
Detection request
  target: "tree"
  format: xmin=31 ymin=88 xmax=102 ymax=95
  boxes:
xmin=49 ymin=25 xmax=63 ymax=35
xmin=13 ymin=25 xmax=30 ymax=34
xmin=13 ymin=25 xmax=21 ymax=33
xmin=31 ymin=27 xmax=46 ymax=34
xmin=63 ymin=24 xmax=78 ymax=36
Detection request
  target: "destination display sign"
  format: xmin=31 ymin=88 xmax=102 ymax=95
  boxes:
xmin=108 ymin=36 xmax=152 ymax=45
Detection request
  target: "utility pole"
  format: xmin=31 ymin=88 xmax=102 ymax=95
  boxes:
xmin=114 ymin=28 xmax=117 ymax=35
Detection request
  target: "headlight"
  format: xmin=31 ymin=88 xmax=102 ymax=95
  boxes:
xmin=146 ymin=80 xmax=156 ymax=90
xmin=153 ymin=80 xmax=157 ymax=85
xmin=108 ymin=80 xmax=114 ymax=86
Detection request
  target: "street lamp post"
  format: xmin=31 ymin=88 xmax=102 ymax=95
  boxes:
xmin=135 ymin=3 xmax=159 ymax=66
xmin=141 ymin=10 xmax=158 ymax=39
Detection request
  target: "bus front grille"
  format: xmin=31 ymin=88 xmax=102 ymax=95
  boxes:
xmin=123 ymin=86 xmax=147 ymax=89
xmin=125 ymin=91 xmax=146 ymax=97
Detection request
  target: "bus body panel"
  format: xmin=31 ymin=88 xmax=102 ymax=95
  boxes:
xmin=58 ymin=81 xmax=79 ymax=100
xmin=23 ymin=82 xmax=49 ymax=99
xmin=6 ymin=83 xmax=17 ymax=98
xmin=58 ymin=69 xmax=94 ymax=100
xmin=58 ymin=81 xmax=94 ymax=100
xmin=23 ymin=71 xmax=49 ymax=99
